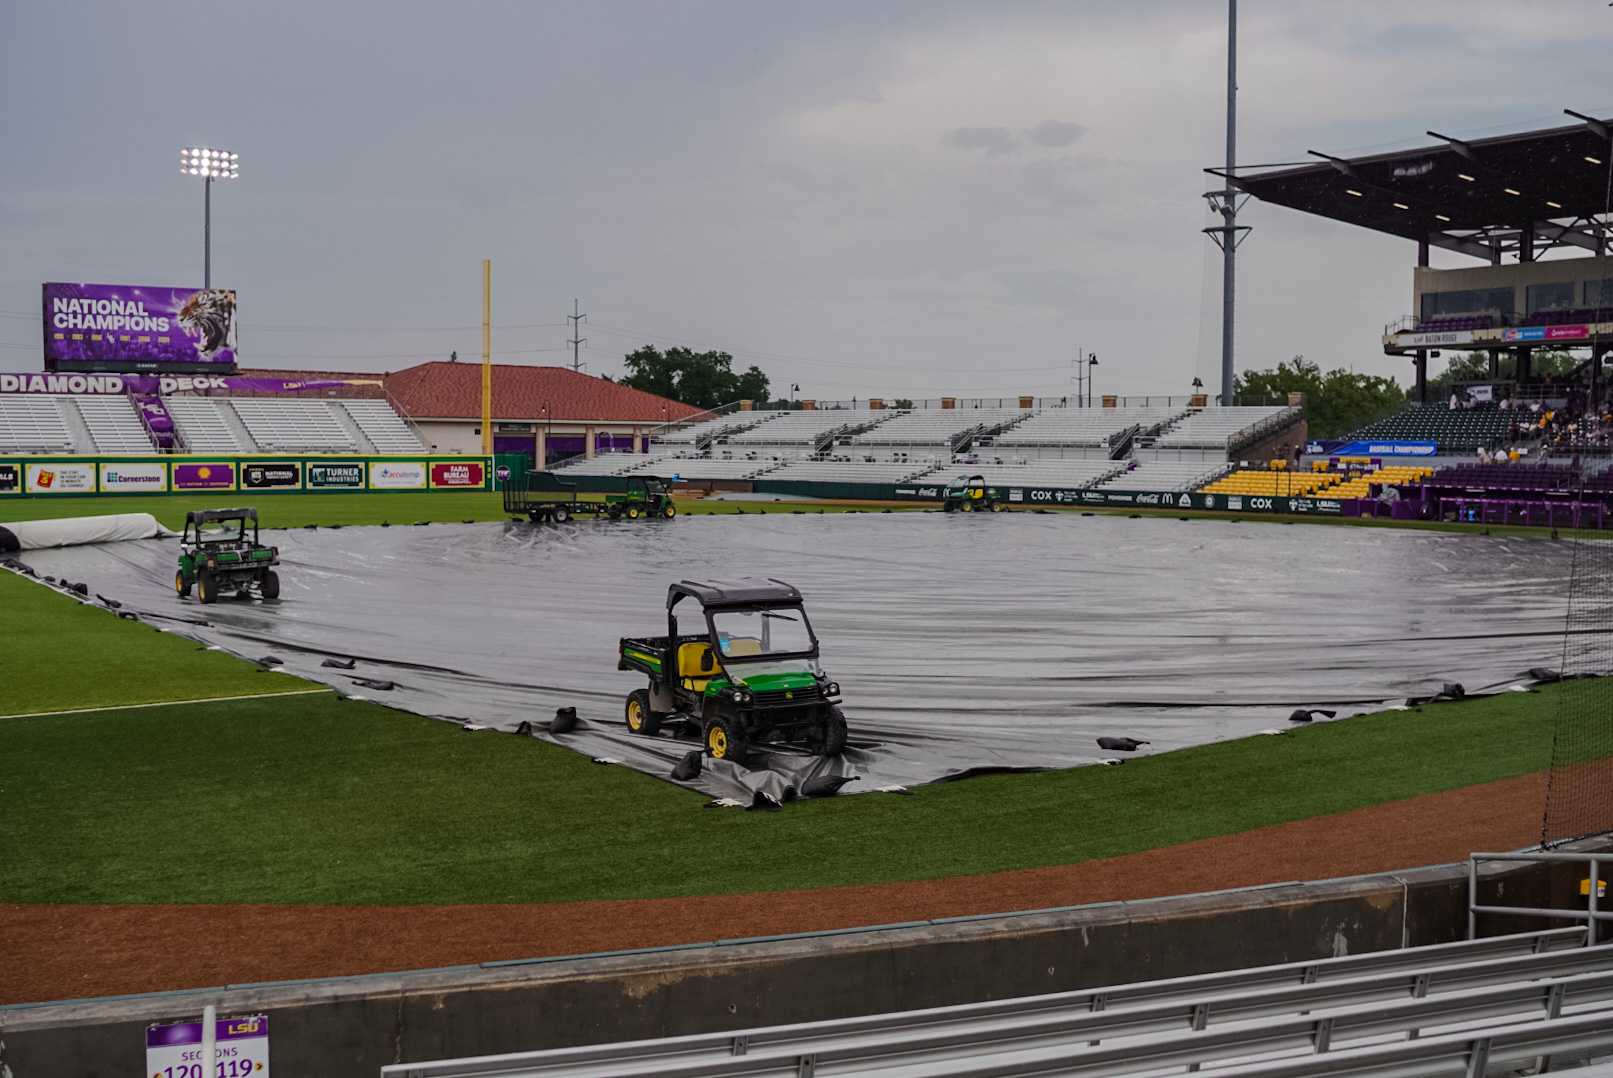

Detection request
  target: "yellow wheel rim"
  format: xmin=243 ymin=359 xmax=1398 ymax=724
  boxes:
xmin=626 ymin=698 xmax=643 ymax=731
xmin=628 ymin=507 xmax=640 ymax=519
xmin=708 ymin=727 xmax=728 ymax=758
xmin=175 ymin=572 xmax=184 ymax=594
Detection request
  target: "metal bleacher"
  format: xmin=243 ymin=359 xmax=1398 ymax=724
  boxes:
xmin=72 ymin=396 xmax=155 ymax=452
xmin=763 ymin=458 xmax=937 ymax=484
xmin=343 ymin=400 xmax=424 ymax=452
xmin=934 ymin=458 xmax=1126 ymax=489
xmin=657 ymin=412 xmax=782 ymax=448
xmin=231 ymin=399 xmax=359 ymax=452
xmin=725 ymin=410 xmax=885 ymax=447
xmin=1154 ymin=406 xmax=1299 ymax=450
xmin=1100 ymin=459 xmax=1232 ymax=492
xmin=382 ymin=927 xmax=1613 ymax=1078
xmin=165 ymin=397 xmax=246 ymax=453
xmin=847 ymin=408 xmax=1027 ymax=449
xmin=0 ymin=396 xmax=75 ymax=452
xmin=995 ymin=407 xmax=1183 ymax=448
xmin=649 ymin=456 xmax=777 ymax=481
xmin=549 ymin=453 xmax=660 ymax=478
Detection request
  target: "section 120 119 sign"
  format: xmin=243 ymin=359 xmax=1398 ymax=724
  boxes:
xmin=42 ymin=283 xmax=238 ymax=373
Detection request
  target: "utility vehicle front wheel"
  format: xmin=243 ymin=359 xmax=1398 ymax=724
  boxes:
xmin=660 ymin=503 xmax=676 ymax=519
xmin=552 ymin=506 xmax=571 ymax=524
xmin=197 ymin=568 xmax=218 ymax=605
xmin=260 ymin=570 xmax=280 ymax=600
xmin=989 ymin=501 xmax=1004 ymax=513
xmin=175 ymin=570 xmax=191 ymax=598
xmin=626 ymin=505 xmax=642 ymax=520
xmin=704 ymin=716 xmax=748 ymax=764
xmin=820 ymin=707 xmax=849 ymax=757
xmin=625 ymin=689 xmax=661 ymax=736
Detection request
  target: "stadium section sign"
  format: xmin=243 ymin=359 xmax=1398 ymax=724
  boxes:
xmin=307 ymin=462 xmax=366 ymax=490
xmin=25 ymin=462 xmax=95 ymax=494
xmin=146 ymin=1013 xmax=270 ymax=1077
xmin=369 ymin=461 xmax=426 ymax=489
xmin=42 ymin=283 xmax=237 ymax=373
xmin=99 ymin=462 xmax=168 ymax=493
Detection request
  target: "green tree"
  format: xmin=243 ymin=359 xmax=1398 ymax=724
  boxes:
xmin=618 ymin=346 xmax=771 ymax=411
xmin=1427 ymin=349 xmax=1581 ymax=398
xmin=1234 ymin=356 xmax=1407 ymax=439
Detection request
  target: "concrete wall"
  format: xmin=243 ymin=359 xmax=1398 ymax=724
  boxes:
xmin=0 ymin=849 xmax=1601 ymax=1077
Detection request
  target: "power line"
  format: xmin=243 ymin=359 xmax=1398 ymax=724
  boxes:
xmin=566 ymin=298 xmax=587 ymax=373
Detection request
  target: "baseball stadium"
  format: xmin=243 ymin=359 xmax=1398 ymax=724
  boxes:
xmin=7 ymin=6 xmax=1613 ymax=1078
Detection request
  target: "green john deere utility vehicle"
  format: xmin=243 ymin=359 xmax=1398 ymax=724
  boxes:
xmin=618 ymin=578 xmax=848 ymax=764
xmin=175 ymin=508 xmax=281 ymax=604
xmin=942 ymin=474 xmax=1004 ymax=512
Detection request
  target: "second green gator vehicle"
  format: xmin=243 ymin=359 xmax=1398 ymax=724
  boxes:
xmin=942 ymin=474 xmax=1005 ymax=512
xmin=175 ymin=507 xmax=281 ymax=604
xmin=618 ymin=578 xmax=849 ymax=764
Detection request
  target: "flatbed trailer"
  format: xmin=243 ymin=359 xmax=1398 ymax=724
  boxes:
xmin=505 ymin=472 xmax=677 ymax=524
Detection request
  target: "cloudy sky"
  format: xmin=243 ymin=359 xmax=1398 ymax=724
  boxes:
xmin=3 ymin=1 xmax=1611 ymax=400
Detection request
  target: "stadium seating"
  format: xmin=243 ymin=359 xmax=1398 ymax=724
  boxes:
xmin=763 ymin=459 xmax=937 ymax=483
xmin=1154 ymin=406 xmax=1298 ymax=450
xmin=1100 ymin=460 xmax=1231 ymax=492
xmin=1200 ymin=467 xmax=1342 ymax=497
xmin=0 ymin=396 xmax=74 ymax=452
xmin=1429 ymin=462 xmax=1613 ymax=493
xmin=656 ymin=412 xmax=782 ymax=446
xmin=926 ymin=458 xmax=1126 ymax=488
xmin=1325 ymin=464 xmax=1434 ymax=500
xmin=342 ymin=400 xmax=424 ymax=452
xmin=547 ymin=453 xmax=657 ymax=477
xmin=231 ymin=399 xmax=359 ymax=452
xmin=386 ymin=926 xmax=1613 ymax=1078
xmin=996 ymin=407 xmax=1182 ymax=448
xmin=164 ymin=397 xmax=247 ymax=452
xmin=1416 ymin=314 xmax=1495 ymax=331
xmin=1343 ymin=404 xmax=1511 ymax=453
xmin=647 ymin=456 xmax=777 ymax=481
xmin=850 ymin=408 xmax=1027 ymax=448
xmin=725 ymin=409 xmax=884 ymax=446
xmin=72 ymin=396 xmax=155 ymax=453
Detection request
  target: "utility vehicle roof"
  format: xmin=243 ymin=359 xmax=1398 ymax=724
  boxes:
xmin=186 ymin=508 xmax=259 ymax=524
xmin=668 ymin=578 xmax=802 ymax=609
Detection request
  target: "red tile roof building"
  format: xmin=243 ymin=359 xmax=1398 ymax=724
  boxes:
xmin=384 ymin=362 xmax=701 ymax=423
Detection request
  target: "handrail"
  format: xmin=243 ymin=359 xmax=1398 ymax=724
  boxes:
xmin=1469 ymin=850 xmax=1612 ymax=942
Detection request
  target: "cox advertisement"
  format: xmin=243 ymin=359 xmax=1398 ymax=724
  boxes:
xmin=173 ymin=462 xmax=237 ymax=491
xmin=429 ymin=460 xmax=486 ymax=489
xmin=242 ymin=462 xmax=302 ymax=491
xmin=25 ymin=462 xmax=95 ymax=494
xmin=369 ymin=461 xmax=426 ymax=489
xmin=308 ymin=462 xmax=365 ymax=490
xmin=42 ymin=283 xmax=238 ymax=372
xmin=99 ymin=462 xmax=168 ymax=493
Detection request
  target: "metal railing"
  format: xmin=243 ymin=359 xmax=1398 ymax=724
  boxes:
xmin=1469 ymin=850 xmax=1612 ymax=942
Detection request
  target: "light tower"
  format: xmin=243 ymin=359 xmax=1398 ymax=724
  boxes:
xmin=179 ymin=146 xmax=239 ymax=289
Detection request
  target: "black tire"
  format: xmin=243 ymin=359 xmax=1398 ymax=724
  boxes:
xmin=260 ymin=570 xmax=280 ymax=600
xmin=989 ymin=501 xmax=1004 ymax=513
xmin=704 ymin=715 xmax=748 ymax=764
xmin=174 ymin=570 xmax=191 ymax=599
xmin=527 ymin=509 xmax=545 ymax=524
xmin=821 ymin=707 xmax=849 ymax=757
xmin=197 ymin=568 xmax=218 ymax=605
xmin=626 ymin=504 xmax=642 ymax=520
xmin=661 ymin=502 xmax=676 ymax=519
xmin=625 ymin=688 xmax=662 ymax=736
xmin=959 ymin=501 xmax=973 ymax=513
xmin=607 ymin=505 xmax=622 ymax=520
xmin=552 ymin=506 xmax=571 ymax=524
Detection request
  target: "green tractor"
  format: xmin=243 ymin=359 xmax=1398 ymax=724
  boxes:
xmin=617 ymin=578 xmax=848 ymax=764
xmin=942 ymin=473 xmax=1004 ymax=512
xmin=175 ymin=508 xmax=281 ymax=604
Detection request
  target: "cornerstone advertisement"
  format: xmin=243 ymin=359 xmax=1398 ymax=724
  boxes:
xmin=98 ymin=462 xmax=168 ymax=493
xmin=41 ymin=282 xmax=238 ymax=372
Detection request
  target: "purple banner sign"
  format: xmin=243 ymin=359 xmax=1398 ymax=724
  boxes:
xmin=133 ymin=394 xmax=177 ymax=450
xmin=146 ymin=1014 xmax=269 ymax=1048
xmin=174 ymin=462 xmax=236 ymax=490
xmin=43 ymin=282 xmax=238 ymax=372
xmin=0 ymin=372 xmax=368 ymax=396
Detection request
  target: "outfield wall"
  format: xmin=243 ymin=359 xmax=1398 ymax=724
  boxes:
xmin=0 ymin=455 xmax=493 ymax=498
xmin=0 ymin=849 xmax=1599 ymax=1076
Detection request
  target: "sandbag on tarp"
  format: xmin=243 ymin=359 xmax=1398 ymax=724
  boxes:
xmin=2 ymin=513 xmax=174 ymax=551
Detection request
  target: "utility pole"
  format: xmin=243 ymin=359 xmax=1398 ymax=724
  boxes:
xmin=481 ymin=260 xmax=492 ymax=457
xmin=1202 ymin=0 xmax=1247 ymax=406
xmin=567 ymin=298 xmax=588 ymax=372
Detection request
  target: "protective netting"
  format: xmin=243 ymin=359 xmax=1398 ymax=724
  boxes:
xmin=1542 ymin=518 xmax=1613 ymax=845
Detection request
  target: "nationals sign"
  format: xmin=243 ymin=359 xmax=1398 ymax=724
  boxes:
xmin=43 ymin=282 xmax=238 ymax=373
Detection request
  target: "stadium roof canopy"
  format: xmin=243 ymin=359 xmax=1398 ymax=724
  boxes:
xmin=1224 ymin=111 xmax=1613 ymax=262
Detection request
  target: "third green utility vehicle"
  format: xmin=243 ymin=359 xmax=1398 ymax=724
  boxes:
xmin=942 ymin=474 xmax=1004 ymax=512
xmin=175 ymin=508 xmax=280 ymax=604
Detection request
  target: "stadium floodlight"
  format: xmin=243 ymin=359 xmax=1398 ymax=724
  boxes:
xmin=1457 ymin=173 xmax=1476 ymax=182
xmin=1503 ymin=188 xmax=1522 ymax=196
xmin=1435 ymin=213 xmax=1452 ymax=222
xmin=1392 ymin=202 xmax=1410 ymax=210
xmin=1547 ymin=200 xmax=1564 ymax=209
xmin=178 ymin=145 xmax=239 ymax=288
xmin=1344 ymin=188 xmax=1363 ymax=197
xmin=1586 ymin=156 xmax=1604 ymax=165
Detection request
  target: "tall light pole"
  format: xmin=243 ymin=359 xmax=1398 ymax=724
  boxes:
xmin=179 ymin=147 xmax=238 ymax=289
xmin=1087 ymin=354 xmax=1099 ymax=409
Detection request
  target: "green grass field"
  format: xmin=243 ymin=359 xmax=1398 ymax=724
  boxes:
xmin=0 ymin=558 xmax=1565 ymax=905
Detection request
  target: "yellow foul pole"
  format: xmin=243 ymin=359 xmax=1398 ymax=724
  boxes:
xmin=480 ymin=259 xmax=492 ymax=457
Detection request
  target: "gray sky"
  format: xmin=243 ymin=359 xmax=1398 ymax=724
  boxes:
xmin=3 ymin=1 xmax=1611 ymax=400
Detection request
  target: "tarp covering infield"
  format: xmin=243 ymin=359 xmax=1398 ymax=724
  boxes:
xmin=12 ymin=513 xmax=1580 ymax=803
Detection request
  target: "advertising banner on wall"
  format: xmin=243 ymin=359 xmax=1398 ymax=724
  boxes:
xmin=429 ymin=460 xmax=486 ymax=489
xmin=307 ymin=461 xmax=366 ymax=490
xmin=241 ymin=462 xmax=302 ymax=491
xmin=25 ymin=462 xmax=96 ymax=494
xmin=98 ymin=462 xmax=168 ymax=493
xmin=0 ymin=373 xmax=370 ymax=396
xmin=0 ymin=462 xmax=20 ymax=494
xmin=368 ymin=461 xmax=426 ymax=489
xmin=173 ymin=462 xmax=236 ymax=491
xmin=146 ymin=1014 xmax=270 ymax=1078
xmin=42 ymin=283 xmax=238 ymax=373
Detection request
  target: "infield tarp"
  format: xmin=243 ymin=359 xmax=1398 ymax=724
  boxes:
xmin=13 ymin=514 xmax=1579 ymax=802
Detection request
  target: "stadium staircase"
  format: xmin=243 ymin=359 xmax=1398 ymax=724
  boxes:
xmin=384 ymin=926 xmax=1613 ymax=1077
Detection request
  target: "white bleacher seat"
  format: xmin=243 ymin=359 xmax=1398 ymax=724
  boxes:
xmin=648 ymin=456 xmax=775 ymax=481
xmin=656 ymin=412 xmax=783 ymax=446
xmin=725 ymin=410 xmax=883 ymax=446
xmin=995 ymin=407 xmax=1184 ymax=448
xmin=0 ymin=397 xmax=75 ymax=452
xmin=849 ymin=408 xmax=1028 ymax=447
xmin=72 ymin=396 xmax=155 ymax=453
xmin=1099 ymin=460 xmax=1231 ymax=492
xmin=165 ymin=397 xmax=247 ymax=453
xmin=230 ymin=399 xmax=358 ymax=452
xmin=762 ymin=459 xmax=936 ymax=483
xmin=548 ymin=453 xmax=656 ymax=478
xmin=1155 ymin=406 xmax=1298 ymax=449
xmin=929 ymin=458 xmax=1126 ymax=489
xmin=342 ymin=400 xmax=424 ymax=452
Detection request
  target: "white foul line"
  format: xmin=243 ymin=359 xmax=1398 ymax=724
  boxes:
xmin=0 ymin=687 xmax=335 ymax=721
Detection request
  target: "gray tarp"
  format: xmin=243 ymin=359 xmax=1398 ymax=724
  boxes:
xmin=13 ymin=513 xmax=1575 ymax=802
xmin=0 ymin=512 xmax=172 ymax=552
